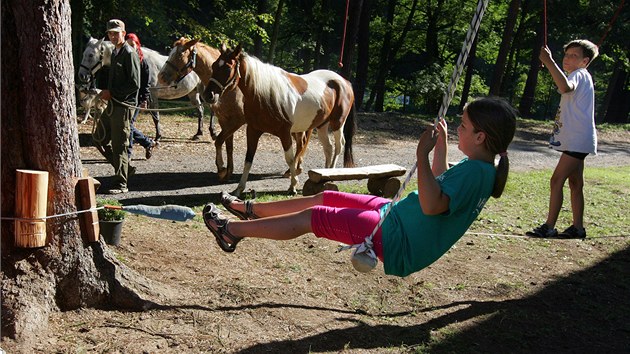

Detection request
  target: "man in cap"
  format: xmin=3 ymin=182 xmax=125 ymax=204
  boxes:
xmin=94 ymin=19 xmax=140 ymax=194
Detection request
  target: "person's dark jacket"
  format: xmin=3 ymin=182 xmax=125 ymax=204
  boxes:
xmin=108 ymin=42 xmax=140 ymax=105
xmin=138 ymin=59 xmax=151 ymax=104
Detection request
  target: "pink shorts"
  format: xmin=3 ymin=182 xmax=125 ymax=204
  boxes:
xmin=310 ymin=191 xmax=390 ymax=261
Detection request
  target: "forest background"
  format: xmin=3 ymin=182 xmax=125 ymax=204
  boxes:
xmin=70 ymin=0 xmax=630 ymax=123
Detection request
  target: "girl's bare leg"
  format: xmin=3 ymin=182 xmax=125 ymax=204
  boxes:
xmin=226 ymin=192 xmax=324 ymax=218
xmin=227 ymin=209 xmax=314 ymax=241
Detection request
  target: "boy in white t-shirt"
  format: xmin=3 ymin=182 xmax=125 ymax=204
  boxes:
xmin=527 ymin=39 xmax=599 ymax=239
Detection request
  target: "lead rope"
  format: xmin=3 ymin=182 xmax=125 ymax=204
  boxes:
xmin=109 ymin=97 xmax=204 ymax=112
xmin=338 ymin=0 xmax=490 ymax=273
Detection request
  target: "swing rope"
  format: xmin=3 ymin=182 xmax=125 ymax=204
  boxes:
xmin=542 ymin=0 xmax=625 ymax=48
xmin=338 ymin=0 xmax=351 ymax=68
xmin=543 ymin=0 xmax=548 ymax=46
xmin=338 ymin=0 xmax=490 ymax=273
xmin=597 ymin=0 xmax=626 ymax=47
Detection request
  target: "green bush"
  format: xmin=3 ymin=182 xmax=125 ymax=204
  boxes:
xmin=96 ymin=198 xmax=126 ymax=221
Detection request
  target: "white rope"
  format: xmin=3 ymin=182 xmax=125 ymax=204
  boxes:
xmin=339 ymin=0 xmax=490 ymax=273
xmin=110 ymin=97 xmax=204 ymax=112
xmin=1 ymin=206 xmax=104 ymax=221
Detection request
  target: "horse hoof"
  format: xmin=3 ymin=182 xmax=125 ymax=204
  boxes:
xmin=191 ymin=134 xmax=201 ymax=141
xmin=283 ymin=168 xmax=302 ymax=178
xmin=287 ymin=188 xmax=298 ymax=196
xmin=217 ymin=168 xmax=228 ymax=181
xmin=210 ymin=133 xmax=218 ymax=141
xmin=155 ymin=134 xmax=162 ymax=142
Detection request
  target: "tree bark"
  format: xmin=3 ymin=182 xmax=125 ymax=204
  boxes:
xmin=372 ymin=0 xmax=418 ymax=112
xmin=518 ymin=11 xmax=545 ymax=117
xmin=365 ymin=0 xmax=395 ymax=112
xmin=339 ymin=0 xmax=364 ymax=80
xmin=354 ymin=0 xmax=372 ymax=110
xmin=489 ymin=0 xmax=520 ymax=96
xmin=600 ymin=61 xmax=630 ymax=123
xmin=1 ymin=0 xmax=163 ymax=344
xmin=253 ymin=0 xmax=268 ymax=59
xmin=267 ymin=0 xmax=285 ymax=64
xmin=459 ymin=35 xmax=478 ymax=113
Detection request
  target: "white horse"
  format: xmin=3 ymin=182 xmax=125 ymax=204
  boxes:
xmin=77 ymin=37 xmax=212 ymax=140
xmin=77 ymin=88 xmax=107 ymax=124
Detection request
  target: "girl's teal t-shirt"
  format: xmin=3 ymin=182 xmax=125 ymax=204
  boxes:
xmin=381 ymin=158 xmax=496 ymax=277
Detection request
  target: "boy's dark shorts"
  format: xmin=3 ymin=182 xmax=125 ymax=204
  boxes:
xmin=563 ymin=151 xmax=589 ymax=160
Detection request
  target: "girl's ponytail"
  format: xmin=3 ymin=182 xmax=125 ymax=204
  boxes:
xmin=465 ymin=97 xmax=517 ymax=198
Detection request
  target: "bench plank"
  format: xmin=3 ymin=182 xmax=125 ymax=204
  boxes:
xmin=308 ymin=164 xmax=407 ymax=183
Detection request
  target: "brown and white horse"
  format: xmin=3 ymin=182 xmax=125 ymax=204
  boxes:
xmin=204 ymin=44 xmax=356 ymax=195
xmin=159 ymin=39 xmax=340 ymax=194
xmin=158 ymin=38 xmax=243 ymax=182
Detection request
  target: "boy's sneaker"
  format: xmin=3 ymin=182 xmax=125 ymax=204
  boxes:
xmin=526 ymin=224 xmax=558 ymax=238
xmin=558 ymin=225 xmax=586 ymax=239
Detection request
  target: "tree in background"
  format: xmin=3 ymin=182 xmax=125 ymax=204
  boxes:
xmin=68 ymin=0 xmax=629 ymax=121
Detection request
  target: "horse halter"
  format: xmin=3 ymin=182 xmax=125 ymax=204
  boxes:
xmin=164 ymin=47 xmax=197 ymax=84
xmin=208 ymin=60 xmax=240 ymax=97
xmin=79 ymin=48 xmax=104 ymax=84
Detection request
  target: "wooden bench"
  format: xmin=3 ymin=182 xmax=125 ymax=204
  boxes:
xmin=302 ymin=164 xmax=407 ymax=198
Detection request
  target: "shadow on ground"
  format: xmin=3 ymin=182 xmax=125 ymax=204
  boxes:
xmin=231 ymin=245 xmax=630 ymax=353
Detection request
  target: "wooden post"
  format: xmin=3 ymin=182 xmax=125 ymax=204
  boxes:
xmin=15 ymin=169 xmax=49 ymax=248
xmin=77 ymin=177 xmax=99 ymax=242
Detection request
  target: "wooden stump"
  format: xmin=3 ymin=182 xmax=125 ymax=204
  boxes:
xmin=77 ymin=177 xmax=99 ymax=242
xmin=15 ymin=169 xmax=48 ymax=248
xmin=302 ymin=180 xmax=339 ymax=196
xmin=367 ymin=176 xmax=401 ymax=198
xmin=382 ymin=177 xmax=401 ymax=198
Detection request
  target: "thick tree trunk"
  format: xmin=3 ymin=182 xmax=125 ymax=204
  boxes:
xmin=489 ymin=0 xmax=520 ymax=96
xmin=253 ymin=0 xmax=268 ymax=59
xmin=366 ymin=0 xmax=395 ymax=112
xmin=267 ymin=0 xmax=285 ymax=64
xmin=519 ymin=21 xmax=545 ymax=117
xmin=459 ymin=35 xmax=478 ymax=113
xmin=372 ymin=0 xmax=417 ymax=112
xmin=339 ymin=0 xmax=364 ymax=80
xmin=1 ymin=0 xmax=162 ymax=345
xmin=354 ymin=0 xmax=371 ymax=110
xmin=600 ymin=61 xmax=630 ymax=123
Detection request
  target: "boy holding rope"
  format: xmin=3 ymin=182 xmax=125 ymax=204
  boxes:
xmin=527 ymin=40 xmax=599 ymax=239
xmin=203 ymin=97 xmax=517 ymax=277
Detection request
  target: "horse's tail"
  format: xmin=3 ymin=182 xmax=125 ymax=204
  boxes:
xmin=343 ymin=102 xmax=357 ymax=168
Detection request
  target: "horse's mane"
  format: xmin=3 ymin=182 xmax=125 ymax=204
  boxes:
xmin=242 ymin=53 xmax=295 ymax=120
xmin=171 ymin=38 xmax=220 ymax=63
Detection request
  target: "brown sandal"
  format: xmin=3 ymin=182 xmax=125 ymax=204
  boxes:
xmin=220 ymin=191 xmax=258 ymax=220
xmin=203 ymin=203 xmax=243 ymax=253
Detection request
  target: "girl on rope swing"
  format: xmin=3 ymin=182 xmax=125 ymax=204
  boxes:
xmin=203 ymin=96 xmax=517 ymax=277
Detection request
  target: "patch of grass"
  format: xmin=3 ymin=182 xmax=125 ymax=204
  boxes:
xmin=257 ymin=166 xmax=628 ymax=240
xmin=477 ymin=166 xmax=630 ymax=238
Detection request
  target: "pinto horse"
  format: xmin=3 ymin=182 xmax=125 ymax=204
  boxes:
xmin=158 ymin=38 xmax=316 ymax=186
xmin=204 ymin=44 xmax=356 ymax=195
xmin=77 ymin=37 xmax=207 ymax=141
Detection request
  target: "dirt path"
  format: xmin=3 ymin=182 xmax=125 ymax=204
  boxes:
xmin=80 ymin=113 xmax=630 ymax=201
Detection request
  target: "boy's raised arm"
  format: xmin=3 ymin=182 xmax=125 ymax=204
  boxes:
xmin=539 ymin=46 xmax=574 ymax=93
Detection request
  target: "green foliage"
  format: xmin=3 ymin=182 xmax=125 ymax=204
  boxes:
xmin=72 ymin=0 xmax=630 ymax=122
xmin=96 ymin=198 xmax=126 ymax=221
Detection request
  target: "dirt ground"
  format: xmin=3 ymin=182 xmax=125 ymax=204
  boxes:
xmin=3 ymin=111 xmax=630 ymax=353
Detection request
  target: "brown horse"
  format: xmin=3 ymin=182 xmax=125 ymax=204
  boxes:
xmin=204 ymin=44 xmax=356 ymax=195
xmin=158 ymin=39 xmax=315 ymax=188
